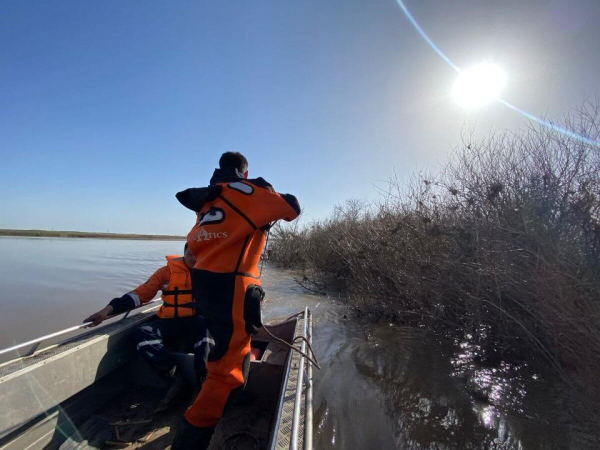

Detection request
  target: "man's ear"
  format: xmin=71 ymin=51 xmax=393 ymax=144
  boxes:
xmin=244 ymin=170 xmax=249 ymax=179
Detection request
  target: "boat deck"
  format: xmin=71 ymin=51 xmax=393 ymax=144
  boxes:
xmin=62 ymin=386 xmax=273 ymax=450
xmin=60 ymin=338 xmax=290 ymax=450
xmin=59 ymin=386 xmax=183 ymax=450
xmin=0 ymin=310 xmax=311 ymax=450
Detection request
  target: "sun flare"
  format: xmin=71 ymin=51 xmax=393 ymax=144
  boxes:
xmin=453 ymin=63 xmax=506 ymax=109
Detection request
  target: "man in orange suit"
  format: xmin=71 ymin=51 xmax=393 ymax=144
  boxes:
xmin=171 ymin=152 xmax=300 ymax=449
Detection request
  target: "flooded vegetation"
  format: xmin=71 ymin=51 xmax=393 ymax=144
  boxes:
xmin=262 ymin=269 xmax=597 ymax=449
xmin=269 ymin=105 xmax=600 ymax=448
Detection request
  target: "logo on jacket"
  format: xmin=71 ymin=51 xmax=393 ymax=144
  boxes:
xmin=194 ymin=228 xmax=228 ymax=242
xmin=199 ymin=209 xmax=224 ymax=225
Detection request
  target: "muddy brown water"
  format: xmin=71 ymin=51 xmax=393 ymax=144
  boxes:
xmin=0 ymin=237 xmax=596 ymax=449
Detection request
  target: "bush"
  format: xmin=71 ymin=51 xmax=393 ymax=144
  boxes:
xmin=270 ymin=102 xmax=600 ymax=394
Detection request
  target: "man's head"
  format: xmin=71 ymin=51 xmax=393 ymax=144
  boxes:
xmin=183 ymin=243 xmax=196 ymax=268
xmin=219 ymin=152 xmax=248 ymax=178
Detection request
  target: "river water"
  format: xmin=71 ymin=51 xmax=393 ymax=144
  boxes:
xmin=0 ymin=237 xmax=593 ymax=449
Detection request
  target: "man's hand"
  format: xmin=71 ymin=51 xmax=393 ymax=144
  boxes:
xmin=83 ymin=305 xmax=114 ymax=327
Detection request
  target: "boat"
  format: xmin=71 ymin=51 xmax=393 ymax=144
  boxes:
xmin=0 ymin=301 xmax=314 ymax=450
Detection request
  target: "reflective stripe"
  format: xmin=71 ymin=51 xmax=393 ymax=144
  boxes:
xmin=194 ymin=337 xmax=215 ymax=348
xmin=136 ymin=339 xmax=162 ymax=350
xmin=127 ymin=291 xmax=141 ymax=307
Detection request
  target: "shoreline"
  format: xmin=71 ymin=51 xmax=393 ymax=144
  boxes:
xmin=0 ymin=229 xmax=185 ymax=241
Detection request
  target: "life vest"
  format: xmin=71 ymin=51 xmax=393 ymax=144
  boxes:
xmin=157 ymin=255 xmax=194 ymax=319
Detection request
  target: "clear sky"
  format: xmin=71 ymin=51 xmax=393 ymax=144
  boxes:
xmin=1 ymin=0 xmax=599 ymax=235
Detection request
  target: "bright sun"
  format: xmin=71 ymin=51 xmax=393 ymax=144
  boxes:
xmin=452 ymin=63 xmax=506 ymax=109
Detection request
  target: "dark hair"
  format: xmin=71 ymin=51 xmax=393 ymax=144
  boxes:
xmin=184 ymin=243 xmax=189 ymax=252
xmin=219 ymin=152 xmax=248 ymax=173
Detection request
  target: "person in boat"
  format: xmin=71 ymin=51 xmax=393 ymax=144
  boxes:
xmin=171 ymin=151 xmax=300 ymax=449
xmin=83 ymin=243 xmax=212 ymax=407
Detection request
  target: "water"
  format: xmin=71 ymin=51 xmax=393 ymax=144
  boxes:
xmin=0 ymin=237 xmax=593 ymax=449
xmin=0 ymin=237 xmax=186 ymax=350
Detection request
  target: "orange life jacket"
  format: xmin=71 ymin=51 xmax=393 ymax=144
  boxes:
xmin=157 ymin=255 xmax=194 ymax=319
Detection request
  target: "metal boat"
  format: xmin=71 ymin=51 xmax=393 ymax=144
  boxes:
xmin=0 ymin=302 xmax=314 ymax=449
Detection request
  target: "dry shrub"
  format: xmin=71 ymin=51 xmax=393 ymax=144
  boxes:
xmin=270 ymin=101 xmax=600 ymax=397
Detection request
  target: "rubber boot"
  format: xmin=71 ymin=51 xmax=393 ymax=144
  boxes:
xmin=171 ymin=419 xmax=215 ymax=450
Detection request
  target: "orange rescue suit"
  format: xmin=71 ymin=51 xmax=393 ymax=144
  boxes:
xmin=176 ymin=171 xmax=300 ymax=430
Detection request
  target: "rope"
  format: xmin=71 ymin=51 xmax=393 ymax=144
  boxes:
xmin=262 ymin=322 xmax=321 ymax=370
xmin=259 ymin=224 xmax=319 ymax=368
xmin=258 ymin=312 xmax=302 ymax=328
xmin=283 ymin=312 xmax=303 ymax=322
xmin=291 ymin=335 xmax=319 ymax=367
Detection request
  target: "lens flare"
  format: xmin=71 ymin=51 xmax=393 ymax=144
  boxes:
xmin=394 ymin=0 xmax=600 ymax=147
xmin=453 ymin=64 xmax=506 ymax=109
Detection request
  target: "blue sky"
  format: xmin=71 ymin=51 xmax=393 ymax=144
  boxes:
xmin=1 ymin=0 xmax=599 ymax=235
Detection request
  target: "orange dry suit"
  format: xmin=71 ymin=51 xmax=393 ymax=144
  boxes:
xmin=174 ymin=168 xmax=300 ymax=436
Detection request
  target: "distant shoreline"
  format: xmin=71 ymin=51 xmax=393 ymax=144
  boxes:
xmin=0 ymin=229 xmax=186 ymax=241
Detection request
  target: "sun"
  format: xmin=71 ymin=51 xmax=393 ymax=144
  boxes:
xmin=452 ymin=63 xmax=506 ymax=109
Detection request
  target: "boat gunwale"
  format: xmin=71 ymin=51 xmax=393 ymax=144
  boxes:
xmin=266 ymin=319 xmax=297 ymax=450
xmin=0 ymin=305 xmax=161 ymax=377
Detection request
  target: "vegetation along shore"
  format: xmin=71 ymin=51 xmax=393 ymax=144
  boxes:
xmin=269 ymin=103 xmax=600 ymax=431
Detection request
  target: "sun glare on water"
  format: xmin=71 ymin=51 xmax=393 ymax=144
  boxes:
xmin=453 ymin=63 xmax=506 ymax=109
